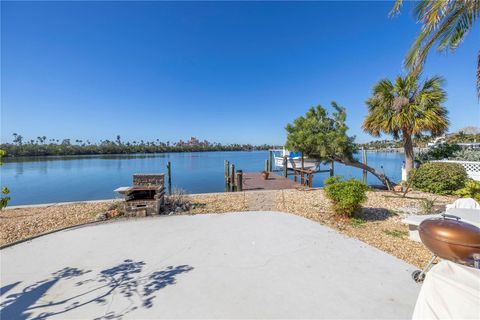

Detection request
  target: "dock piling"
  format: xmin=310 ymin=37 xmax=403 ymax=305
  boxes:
xmin=236 ymin=170 xmax=243 ymax=191
xmin=166 ymin=161 xmax=172 ymax=195
xmin=268 ymin=151 xmax=273 ymax=172
xmin=307 ymin=170 xmax=313 ymax=187
xmin=230 ymin=164 xmax=235 ymax=191
xmin=224 ymin=160 xmax=229 ymax=179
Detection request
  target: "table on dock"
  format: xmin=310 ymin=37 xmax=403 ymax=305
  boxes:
xmin=241 ymin=172 xmax=300 ymax=191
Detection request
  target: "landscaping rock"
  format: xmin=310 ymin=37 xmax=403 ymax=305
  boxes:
xmin=95 ymin=212 xmax=108 ymax=221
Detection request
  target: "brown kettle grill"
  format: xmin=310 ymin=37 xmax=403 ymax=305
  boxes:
xmin=412 ymin=213 xmax=480 ymax=282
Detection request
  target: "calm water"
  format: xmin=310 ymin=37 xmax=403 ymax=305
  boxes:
xmin=1 ymin=151 xmax=404 ymax=205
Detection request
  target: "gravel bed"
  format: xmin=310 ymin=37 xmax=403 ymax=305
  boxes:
xmin=0 ymin=201 xmax=114 ymax=246
xmin=188 ymin=192 xmax=248 ymax=214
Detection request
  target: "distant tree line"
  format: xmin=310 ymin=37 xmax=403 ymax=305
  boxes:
xmin=358 ymin=132 xmax=480 ymax=151
xmin=1 ymin=134 xmax=278 ymax=157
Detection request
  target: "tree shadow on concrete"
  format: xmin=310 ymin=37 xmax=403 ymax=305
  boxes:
xmin=0 ymin=260 xmax=193 ymax=320
xmin=1 ymin=281 xmax=21 ymax=297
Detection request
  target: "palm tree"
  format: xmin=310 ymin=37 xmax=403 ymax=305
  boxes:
xmin=391 ymin=0 xmax=480 ymax=97
xmin=363 ymin=75 xmax=449 ymax=177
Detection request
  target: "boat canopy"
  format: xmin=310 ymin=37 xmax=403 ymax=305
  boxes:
xmin=289 ymin=151 xmax=302 ymax=158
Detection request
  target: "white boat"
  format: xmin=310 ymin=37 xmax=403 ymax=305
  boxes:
xmin=272 ymin=149 xmax=319 ymax=170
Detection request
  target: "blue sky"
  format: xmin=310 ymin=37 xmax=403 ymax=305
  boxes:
xmin=2 ymin=1 xmax=479 ymax=145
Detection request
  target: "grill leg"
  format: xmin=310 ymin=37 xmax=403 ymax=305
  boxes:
xmin=412 ymin=255 xmax=437 ymax=283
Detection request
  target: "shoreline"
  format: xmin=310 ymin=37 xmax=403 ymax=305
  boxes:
xmin=2 ymin=148 xmax=414 ymax=161
xmin=3 ymin=190 xmax=253 ymax=209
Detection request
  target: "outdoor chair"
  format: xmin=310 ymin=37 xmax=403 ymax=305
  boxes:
xmin=446 ymin=198 xmax=480 ymax=210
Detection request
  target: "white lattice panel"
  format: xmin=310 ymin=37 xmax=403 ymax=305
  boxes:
xmin=432 ymin=160 xmax=480 ymax=181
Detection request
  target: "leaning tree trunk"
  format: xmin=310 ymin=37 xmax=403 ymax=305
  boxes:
xmin=403 ymin=133 xmax=414 ymax=179
xmin=333 ymin=156 xmax=395 ymax=190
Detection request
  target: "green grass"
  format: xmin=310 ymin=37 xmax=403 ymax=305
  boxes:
xmin=350 ymin=217 xmax=366 ymax=227
xmin=383 ymin=229 xmax=408 ymax=238
xmin=191 ymin=202 xmax=207 ymax=208
xmin=419 ymin=198 xmax=436 ymax=215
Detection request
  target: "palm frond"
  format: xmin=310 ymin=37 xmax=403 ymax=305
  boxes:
xmin=396 ymin=0 xmax=479 ymax=97
xmin=406 ymin=6 xmax=465 ymax=73
xmin=364 ymin=75 xmax=448 ymax=139
xmin=389 ymin=0 xmax=404 ymax=17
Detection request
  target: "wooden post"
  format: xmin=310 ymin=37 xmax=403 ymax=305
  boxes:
xmin=230 ymin=164 xmax=235 ymax=191
xmin=283 ymin=156 xmax=288 ymax=177
xmin=264 ymin=160 xmax=269 ymax=172
xmin=268 ymin=151 xmax=273 ymax=172
xmin=301 ymin=153 xmax=305 ymax=185
xmin=224 ymin=160 xmax=230 ymax=192
xmin=307 ymin=170 xmax=313 ymax=187
xmin=330 ymin=161 xmax=334 ymax=177
xmin=167 ymin=161 xmax=172 ymax=195
xmin=236 ymin=170 xmax=243 ymax=191
xmin=362 ymin=148 xmax=367 ymax=184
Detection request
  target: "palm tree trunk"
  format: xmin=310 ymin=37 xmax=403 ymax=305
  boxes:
xmin=403 ymin=134 xmax=414 ymax=178
xmin=333 ymin=156 xmax=395 ymax=190
xmin=477 ymin=50 xmax=479 ymax=99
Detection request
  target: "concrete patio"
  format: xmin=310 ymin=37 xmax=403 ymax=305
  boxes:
xmin=1 ymin=211 xmax=419 ymax=319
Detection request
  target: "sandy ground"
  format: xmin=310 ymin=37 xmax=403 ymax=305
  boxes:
xmin=1 ymin=190 xmax=456 ymax=268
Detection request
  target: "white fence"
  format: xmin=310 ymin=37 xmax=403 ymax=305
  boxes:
xmin=431 ymin=160 xmax=480 ymax=181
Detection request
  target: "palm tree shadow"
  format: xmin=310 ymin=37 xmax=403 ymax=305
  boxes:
xmin=0 ymin=260 xmax=194 ymax=320
xmin=1 ymin=281 xmax=21 ymax=297
xmin=1 ymin=268 xmax=90 ymax=320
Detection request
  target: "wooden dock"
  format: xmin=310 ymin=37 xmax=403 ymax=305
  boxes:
xmin=241 ymin=172 xmax=300 ymax=191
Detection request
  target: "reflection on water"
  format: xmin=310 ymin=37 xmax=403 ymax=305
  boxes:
xmin=1 ymin=151 xmax=404 ymax=205
xmin=3 ymin=153 xmax=168 ymax=163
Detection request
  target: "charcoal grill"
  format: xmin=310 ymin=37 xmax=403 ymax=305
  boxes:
xmin=412 ymin=213 xmax=480 ymax=282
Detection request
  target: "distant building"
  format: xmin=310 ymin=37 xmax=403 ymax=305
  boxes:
xmin=458 ymin=142 xmax=480 ymax=149
xmin=188 ymin=137 xmax=200 ymax=146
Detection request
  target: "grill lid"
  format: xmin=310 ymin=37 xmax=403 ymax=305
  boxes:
xmin=419 ymin=214 xmax=480 ymax=247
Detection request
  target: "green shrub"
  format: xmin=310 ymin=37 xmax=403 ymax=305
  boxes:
xmin=416 ymin=143 xmax=461 ymax=161
xmin=0 ymin=149 xmax=9 ymax=210
xmin=409 ymin=162 xmax=468 ymax=195
xmin=454 ymin=179 xmax=480 ymax=202
xmin=451 ymin=149 xmax=480 ymax=161
xmin=324 ymin=176 xmax=368 ymax=217
xmin=419 ymin=198 xmax=436 ymax=214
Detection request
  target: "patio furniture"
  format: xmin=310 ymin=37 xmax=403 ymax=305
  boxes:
xmin=446 ymin=197 xmax=480 ymax=210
